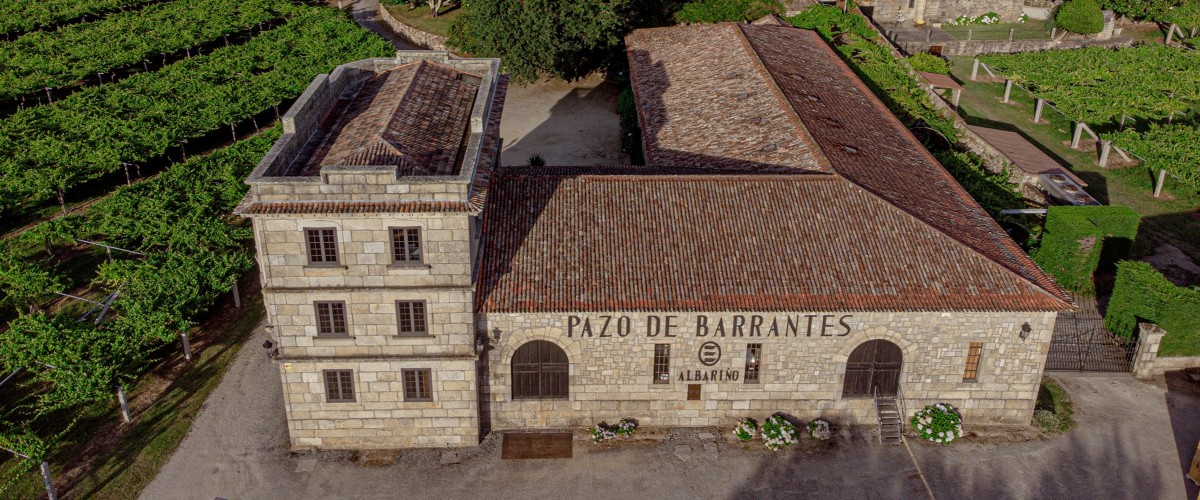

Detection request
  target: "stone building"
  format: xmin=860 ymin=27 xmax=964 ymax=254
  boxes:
xmin=240 ymin=23 xmax=1072 ymax=451
xmin=859 ymin=0 xmax=1025 ymax=24
xmin=236 ymin=51 xmax=506 ymax=449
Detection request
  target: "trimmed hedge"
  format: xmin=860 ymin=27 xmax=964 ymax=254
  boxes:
xmin=1106 ymin=260 xmax=1200 ymax=355
xmin=1056 ymin=0 xmax=1105 ymax=34
xmin=1031 ymin=206 xmax=1139 ymax=293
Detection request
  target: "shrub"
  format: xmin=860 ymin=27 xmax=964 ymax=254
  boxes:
xmin=527 ymin=154 xmax=546 ymax=166
xmin=907 ymin=52 xmax=951 ymax=75
xmin=674 ymin=0 xmax=782 ymax=23
xmin=761 ymin=415 xmax=799 ymax=450
xmin=591 ymin=418 xmax=638 ymax=442
xmin=910 ymin=403 xmax=963 ymax=444
xmin=1032 ymin=409 xmax=1059 ymax=431
xmin=1034 ymin=377 xmax=1074 ymax=431
xmin=616 ymin=85 xmax=645 ymax=165
xmin=1105 ymin=261 xmax=1200 ymax=355
xmin=733 ymin=417 xmax=758 ymax=441
xmin=807 ymin=418 xmax=831 ymax=440
xmin=1056 ymin=0 xmax=1105 ymax=34
xmin=1031 ymin=205 xmax=1139 ymax=294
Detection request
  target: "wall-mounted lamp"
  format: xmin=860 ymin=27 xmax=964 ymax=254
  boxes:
xmin=1019 ymin=322 xmax=1032 ymax=341
xmin=473 ymin=337 xmax=485 ymax=355
xmin=492 ymin=327 xmax=502 ymax=342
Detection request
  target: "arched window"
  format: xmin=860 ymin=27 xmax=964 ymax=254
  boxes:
xmin=512 ymin=340 xmax=569 ymax=400
xmin=842 ymin=340 xmax=902 ymax=398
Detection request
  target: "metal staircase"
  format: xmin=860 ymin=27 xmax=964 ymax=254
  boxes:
xmin=874 ymin=386 xmax=903 ymax=445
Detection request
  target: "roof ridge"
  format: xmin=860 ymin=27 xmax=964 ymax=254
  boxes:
xmin=731 ymin=23 xmax=834 ymax=174
xmin=739 ymin=24 xmax=1072 ymax=308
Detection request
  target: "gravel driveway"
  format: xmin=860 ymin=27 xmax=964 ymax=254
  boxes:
xmin=140 ymin=322 xmax=1200 ymax=500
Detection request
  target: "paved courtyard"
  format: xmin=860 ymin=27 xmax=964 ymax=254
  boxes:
xmin=498 ymin=74 xmax=629 ymax=167
xmin=140 ymin=323 xmax=1200 ymax=500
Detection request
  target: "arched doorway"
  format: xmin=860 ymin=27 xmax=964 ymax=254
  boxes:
xmin=842 ymin=339 xmax=902 ymax=398
xmin=511 ymin=340 xmax=569 ymax=400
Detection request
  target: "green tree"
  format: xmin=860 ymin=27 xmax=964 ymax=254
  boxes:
xmin=674 ymin=0 xmax=781 ymax=23
xmin=447 ymin=0 xmax=667 ymax=83
xmin=1057 ymin=0 xmax=1106 ymax=34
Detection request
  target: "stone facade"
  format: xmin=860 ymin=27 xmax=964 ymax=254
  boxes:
xmin=863 ymin=0 xmax=1024 ymax=24
xmin=481 ymin=311 xmax=1057 ymax=428
xmin=1132 ymin=323 xmax=1200 ymax=378
xmin=239 ymin=52 xmax=504 ymax=451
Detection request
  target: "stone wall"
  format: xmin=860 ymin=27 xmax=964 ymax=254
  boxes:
xmin=480 ymin=310 xmax=1058 ymax=429
xmin=280 ymin=358 xmax=478 ymax=449
xmin=1132 ymin=322 xmax=1200 ymax=378
xmin=895 ymin=35 xmax=1133 ymax=56
xmin=251 ymin=213 xmax=475 ymax=291
xmin=378 ymin=4 xmax=450 ymax=51
xmin=865 ymin=0 xmax=1024 ymax=24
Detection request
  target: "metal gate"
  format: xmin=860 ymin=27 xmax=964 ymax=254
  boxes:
xmin=1046 ymin=311 xmax=1139 ymax=372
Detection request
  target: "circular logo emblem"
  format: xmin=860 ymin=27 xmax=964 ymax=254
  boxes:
xmin=698 ymin=341 xmax=722 ymax=366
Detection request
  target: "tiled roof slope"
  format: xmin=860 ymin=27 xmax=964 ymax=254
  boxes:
xmin=476 ymin=169 xmax=1072 ymax=313
xmin=303 ymin=60 xmax=480 ymax=176
xmin=621 ymin=23 xmax=1071 ymax=309
xmin=469 ymin=75 xmax=509 ymax=211
xmin=625 ymin=24 xmax=831 ymax=173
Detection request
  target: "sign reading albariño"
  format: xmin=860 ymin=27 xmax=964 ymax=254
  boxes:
xmin=565 ymin=314 xmax=854 ymax=338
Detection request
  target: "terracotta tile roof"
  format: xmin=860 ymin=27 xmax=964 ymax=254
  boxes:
xmin=469 ymin=75 xmax=509 ymax=211
xmin=476 ymin=169 xmax=1073 ymax=312
xmin=626 ymin=24 xmax=831 ymax=173
xmin=473 ymin=23 xmax=1073 ymax=312
xmin=237 ymin=200 xmax=472 ymax=215
xmin=301 ymin=60 xmax=480 ymax=176
xmin=968 ymin=125 xmax=1086 ymax=185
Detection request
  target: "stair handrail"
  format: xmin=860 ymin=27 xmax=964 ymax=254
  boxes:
xmin=873 ymin=385 xmax=882 ymax=444
xmin=896 ymin=382 xmax=907 ymax=441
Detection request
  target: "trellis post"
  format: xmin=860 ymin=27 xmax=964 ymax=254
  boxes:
xmin=181 ymin=332 xmax=193 ymax=361
xmin=1154 ymin=169 xmax=1167 ymax=198
xmin=1167 ymin=24 xmax=1176 ymax=45
xmin=952 ymin=88 xmax=962 ymax=108
xmin=967 ymin=28 xmax=973 ymax=41
xmin=116 ymin=385 xmax=131 ymax=423
xmin=1008 ymin=28 xmax=1015 ymax=41
xmin=1071 ymin=122 xmax=1085 ymax=148
xmin=971 ymin=58 xmax=979 ymax=81
xmin=1098 ymin=140 xmax=1111 ymax=167
xmin=1033 ymin=99 xmax=1045 ymax=123
xmin=41 ymin=461 xmax=57 ymax=500
xmin=232 ymin=280 xmax=241 ymax=308
xmin=1003 ymin=79 xmax=1013 ymax=103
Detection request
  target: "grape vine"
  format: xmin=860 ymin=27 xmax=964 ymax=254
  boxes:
xmin=0 ymin=0 xmax=303 ymax=101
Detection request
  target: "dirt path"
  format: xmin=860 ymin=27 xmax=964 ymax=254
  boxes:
xmin=141 ymin=358 xmax=1199 ymax=500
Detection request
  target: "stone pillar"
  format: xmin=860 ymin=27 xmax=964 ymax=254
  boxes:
xmin=1097 ymin=11 xmax=1117 ymax=40
xmin=1132 ymin=322 xmax=1166 ymax=378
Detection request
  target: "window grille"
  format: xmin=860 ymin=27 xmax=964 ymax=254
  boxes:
xmin=396 ymin=301 xmax=428 ymax=336
xmin=314 ymin=301 xmax=348 ymax=337
xmin=305 ymin=228 xmax=338 ymax=264
xmin=403 ymin=369 xmax=432 ymax=401
xmin=391 ymin=227 xmax=422 ymax=263
xmin=323 ymin=370 xmax=355 ymax=402
xmin=745 ymin=343 xmax=762 ymax=383
xmin=653 ymin=344 xmax=671 ymax=384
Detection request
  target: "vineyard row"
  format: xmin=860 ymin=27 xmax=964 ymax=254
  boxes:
xmin=0 ymin=0 xmax=303 ymax=102
xmin=0 ymin=6 xmax=395 ymax=216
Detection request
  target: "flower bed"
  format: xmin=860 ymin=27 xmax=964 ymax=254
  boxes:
xmin=761 ymin=415 xmax=799 ymax=451
xmin=591 ymin=418 xmax=638 ymax=443
xmin=733 ymin=417 xmax=757 ymax=441
xmin=911 ymin=403 xmax=964 ymax=444
xmin=807 ymin=418 xmax=831 ymax=440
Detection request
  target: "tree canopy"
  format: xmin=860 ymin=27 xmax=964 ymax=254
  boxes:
xmin=446 ymin=0 xmax=672 ymax=82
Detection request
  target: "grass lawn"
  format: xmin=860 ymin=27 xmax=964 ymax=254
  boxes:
xmin=948 ymin=56 xmax=1200 ymax=264
xmin=0 ymin=283 xmax=264 ymax=499
xmin=1034 ymin=376 xmax=1075 ymax=432
xmin=383 ymin=3 xmax=460 ymax=37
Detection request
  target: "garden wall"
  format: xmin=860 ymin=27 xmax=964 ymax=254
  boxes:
xmin=378 ymin=4 xmax=450 ymax=51
xmin=1132 ymin=323 xmax=1200 ymax=378
xmin=895 ymin=35 xmax=1132 ymax=56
